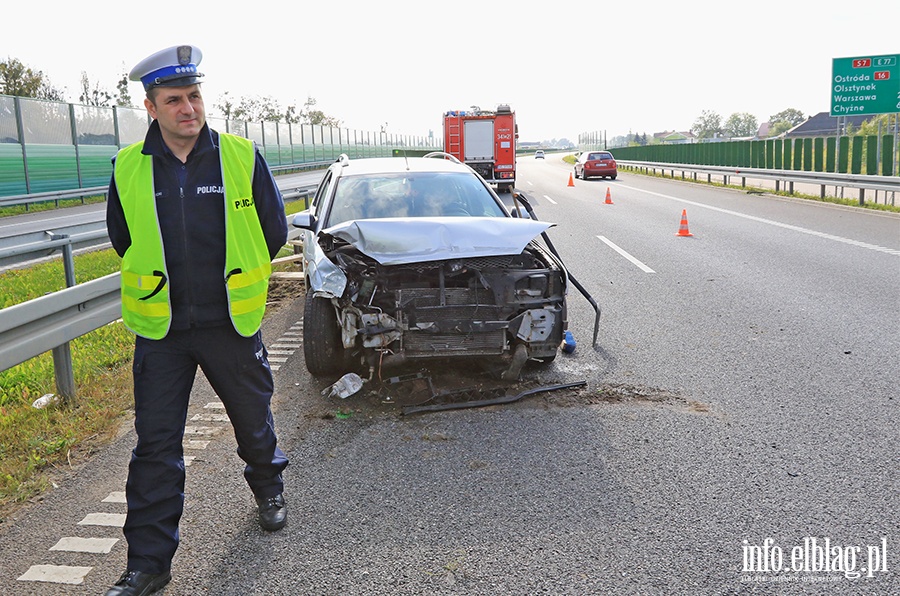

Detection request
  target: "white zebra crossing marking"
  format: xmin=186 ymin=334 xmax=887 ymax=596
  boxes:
xmin=77 ymin=513 xmax=126 ymax=527
xmin=50 ymin=536 xmax=119 ymax=554
xmin=102 ymin=491 xmax=126 ymax=503
xmin=17 ymin=564 xmax=93 ymax=585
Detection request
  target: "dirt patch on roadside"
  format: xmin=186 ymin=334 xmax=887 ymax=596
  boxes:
xmin=544 ymin=381 xmax=713 ymax=415
xmin=267 ymin=274 xmax=305 ymax=307
xmin=310 ymin=365 xmax=714 ymax=419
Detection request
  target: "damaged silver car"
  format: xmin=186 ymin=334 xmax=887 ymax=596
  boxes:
xmin=292 ymin=153 xmax=583 ymax=382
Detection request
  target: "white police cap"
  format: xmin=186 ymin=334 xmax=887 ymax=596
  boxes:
xmin=129 ymin=45 xmax=204 ymax=92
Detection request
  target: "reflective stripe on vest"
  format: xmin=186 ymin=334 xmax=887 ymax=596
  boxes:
xmin=220 ymin=133 xmax=271 ymax=337
xmin=114 ymin=133 xmax=270 ymax=339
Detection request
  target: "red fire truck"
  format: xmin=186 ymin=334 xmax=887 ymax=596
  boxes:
xmin=443 ymin=104 xmax=518 ymax=192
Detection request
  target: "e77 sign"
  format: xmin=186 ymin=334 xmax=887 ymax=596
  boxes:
xmin=830 ymin=54 xmax=900 ymax=116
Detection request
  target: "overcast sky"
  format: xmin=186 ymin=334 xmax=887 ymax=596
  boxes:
xmin=4 ymin=1 xmax=899 ymax=143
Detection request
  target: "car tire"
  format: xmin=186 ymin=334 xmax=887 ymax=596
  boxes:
xmin=611 ymin=175 xmax=617 ymax=180
xmin=303 ymin=294 xmax=345 ymax=377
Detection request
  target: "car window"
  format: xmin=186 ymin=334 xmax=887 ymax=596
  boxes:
xmin=310 ymin=169 xmax=333 ymax=215
xmin=325 ymin=172 xmax=505 ymax=227
xmin=588 ymin=152 xmax=612 ymax=161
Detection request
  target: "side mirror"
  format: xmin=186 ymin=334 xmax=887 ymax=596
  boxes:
xmin=291 ymin=211 xmax=315 ymax=230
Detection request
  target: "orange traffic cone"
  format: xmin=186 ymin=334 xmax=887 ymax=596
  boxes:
xmin=567 ymin=172 xmax=575 ymax=187
xmin=675 ymin=209 xmax=693 ymax=237
xmin=605 ymin=187 xmax=613 ymax=204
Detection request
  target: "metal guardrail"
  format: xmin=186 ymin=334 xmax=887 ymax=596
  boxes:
xmin=0 ymin=185 xmax=315 ymax=271
xmin=1 ymin=224 xmax=305 ymax=397
xmin=0 ymin=219 xmax=108 ymax=268
xmin=0 ymin=186 xmax=109 ymax=209
xmin=5 ymin=157 xmax=898 ymax=400
xmin=0 ymin=273 xmax=122 ymax=399
xmin=0 ymin=157 xmax=320 ymax=400
xmin=0 ymin=161 xmax=327 ymax=209
xmin=618 ymin=160 xmax=900 ymax=204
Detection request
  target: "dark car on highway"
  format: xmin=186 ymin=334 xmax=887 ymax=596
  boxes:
xmin=291 ymin=153 xmax=571 ymax=382
xmin=574 ymin=150 xmax=617 ymax=180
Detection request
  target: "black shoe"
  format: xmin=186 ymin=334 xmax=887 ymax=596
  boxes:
xmin=105 ymin=570 xmax=171 ymax=596
xmin=256 ymin=493 xmax=287 ymax=531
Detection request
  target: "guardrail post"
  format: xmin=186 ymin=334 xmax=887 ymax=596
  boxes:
xmin=48 ymin=233 xmax=78 ymax=402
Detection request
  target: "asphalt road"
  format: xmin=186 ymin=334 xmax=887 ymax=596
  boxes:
xmin=0 ymin=154 xmax=897 ymax=594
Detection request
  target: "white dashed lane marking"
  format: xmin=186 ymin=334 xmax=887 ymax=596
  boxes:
xmin=50 ymin=537 xmax=119 ymax=554
xmin=184 ymin=426 xmax=219 ymax=436
xmin=191 ymin=413 xmax=230 ymax=422
xmin=18 ymin=565 xmax=93 ymax=585
xmin=18 ymin=323 xmax=302 ymax=585
xmin=267 ymin=321 xmax=302 ymax=371
xmin=102 ymin=491 xmax=126 ymax=503
xmin=77 ymin=513 xmax=126 ymax=528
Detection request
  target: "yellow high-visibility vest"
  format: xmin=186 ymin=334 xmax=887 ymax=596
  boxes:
xmin=114 ymin=133 xmax=271 ymax=339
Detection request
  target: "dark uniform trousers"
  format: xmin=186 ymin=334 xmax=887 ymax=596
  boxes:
xmin=124 ymin=324 xmax=288 ymax=574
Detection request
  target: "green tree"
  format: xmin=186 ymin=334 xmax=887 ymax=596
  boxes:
xmin=768 ymin=108 xmax=806 ymax=136
xmin=78 ymin=71 xmax=113 ymax=107
xmin=691 ymin=110 xmax=723 ymax=139
xmin=115 ymin=72 xmax=133 ymax=107
xmin=301 ymin=96 xmax=342 ymax=127
xmin=855 ymin=114 xmax=894 ymax=136
xmin=0 ymin=56 xmax=65 ymax=100
xmin=213 ymin=93 xmax=341 ymax=127
xmin=724 ymin=112 xmax=759 ymax=138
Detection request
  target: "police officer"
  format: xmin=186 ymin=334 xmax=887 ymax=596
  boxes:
xmin=105 ymin=45 xmax=289 ymax=596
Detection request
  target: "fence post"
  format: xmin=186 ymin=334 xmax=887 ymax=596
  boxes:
xmin=69 ymin=103 xmax=84 ymax=189
xmin=48 ymin=234 xmax=78 ymax=401
xmin=14 ymin=96 xmax=31 ymax=196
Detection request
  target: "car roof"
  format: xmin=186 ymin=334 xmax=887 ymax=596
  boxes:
xmin=331 ymin=156 xmax=474 ymax=177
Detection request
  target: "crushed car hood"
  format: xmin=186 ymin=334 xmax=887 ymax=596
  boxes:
xmin=321 ymin=217 xmax=555 ymax=265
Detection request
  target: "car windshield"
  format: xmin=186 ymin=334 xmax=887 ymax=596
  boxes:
xmin=588 ymin=152 xmax=612 ymax=161
xmin=325 ymin=172 xmax=506 ymax=226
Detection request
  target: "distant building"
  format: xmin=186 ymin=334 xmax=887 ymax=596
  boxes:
xmin=653 ymin=130 xmax=696 ymax=144
xmin=784 ymin=112 xmax=875 ymax=138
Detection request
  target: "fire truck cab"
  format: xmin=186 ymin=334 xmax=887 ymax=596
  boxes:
xmin=443 ymin=104 xmax=518 ymax=193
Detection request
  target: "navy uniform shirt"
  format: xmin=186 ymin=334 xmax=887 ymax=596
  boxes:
xmin=107 ymin=120 xmax=287 ymax=331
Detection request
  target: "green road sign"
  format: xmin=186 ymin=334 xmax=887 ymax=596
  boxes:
xmin=830 ymin=54 xmax=900 ymax=116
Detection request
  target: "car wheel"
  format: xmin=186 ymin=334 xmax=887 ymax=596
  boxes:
xmin=303 ymin=294 xmax=345 ymax=377
xmin=611 ymin=175 xmax=617 ymax=180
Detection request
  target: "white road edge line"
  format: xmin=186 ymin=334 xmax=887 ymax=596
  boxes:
xmin=597 ymin=236 xmax=656 ymax=273
xmin=618 ymin=183 xmax=900 ymax=257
